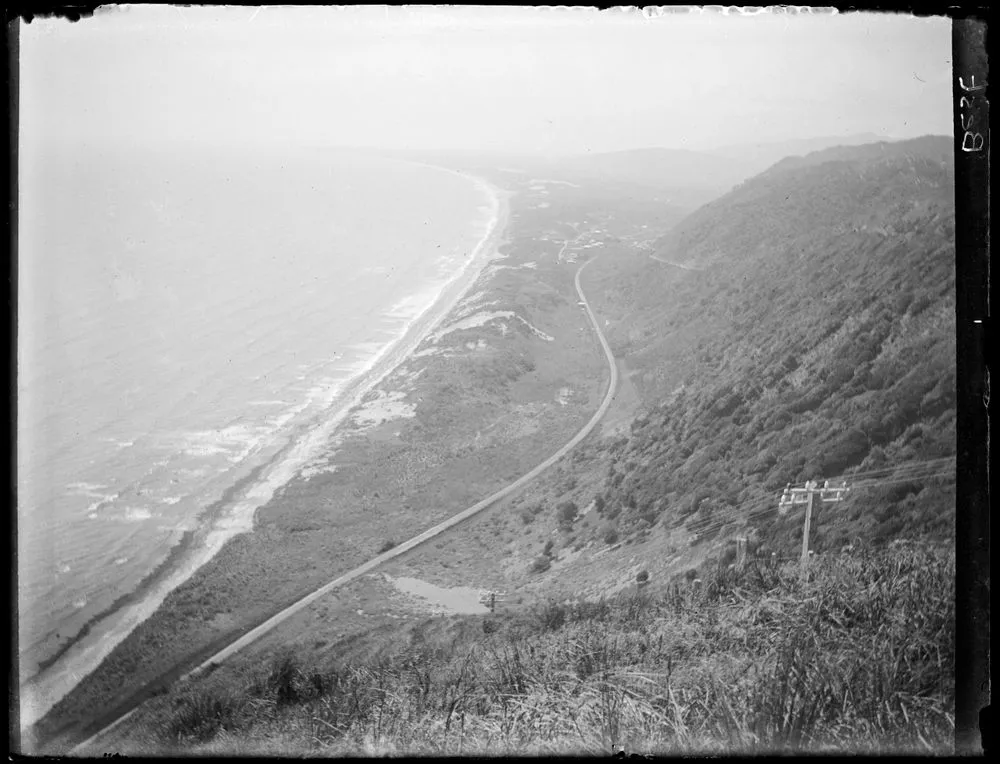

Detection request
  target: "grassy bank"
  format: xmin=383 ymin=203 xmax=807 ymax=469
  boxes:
xmin=113 ymin=541 xmax=953 ymax=756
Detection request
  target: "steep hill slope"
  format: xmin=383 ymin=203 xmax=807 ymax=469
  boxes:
xmin=706 ymin=132 xmax=889 ymax=176
xmin=580 ymin=136 xmax=955 ymax=555
xmin=538 ymin=136 xmax=900 ymax=209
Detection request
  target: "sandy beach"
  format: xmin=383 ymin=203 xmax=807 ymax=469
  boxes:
xmin=20 ymin=171 xmax=510 ymax=730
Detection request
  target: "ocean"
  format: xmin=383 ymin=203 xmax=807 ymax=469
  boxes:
xmin=17 ymin=139 xmax=499 ymax=720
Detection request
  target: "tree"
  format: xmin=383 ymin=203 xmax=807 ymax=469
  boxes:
xmin=636 ymin=570 xmax=650 ymax=585
xmin=557 ymin=501 xmax=579 ymax=530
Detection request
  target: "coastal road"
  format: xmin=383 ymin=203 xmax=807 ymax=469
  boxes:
xmin=649 ymin=252 xmax=704 ymax=271
xmin=633 ymin=240 xmax=704 ymax=272
xmin=71 ymin=255 xmax=617 ymax=754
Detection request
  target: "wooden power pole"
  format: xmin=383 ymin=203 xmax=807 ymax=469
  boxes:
xmin=479 ymin=590 xmax=506 ymax=613
xmin=779 ymin=479 xmax=849 ymax=578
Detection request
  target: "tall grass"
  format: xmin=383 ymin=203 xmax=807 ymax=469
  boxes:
xmin=150 ymin=541 xmax=953 ymax=756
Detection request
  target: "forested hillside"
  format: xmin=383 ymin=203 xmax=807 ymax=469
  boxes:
xmin=583 ymin=136 xmax=955 ymax=555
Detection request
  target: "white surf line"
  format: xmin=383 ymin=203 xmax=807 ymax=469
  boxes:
xmin=70 ymin=256 xmax=617 ymax=756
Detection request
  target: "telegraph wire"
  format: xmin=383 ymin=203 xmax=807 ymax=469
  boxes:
xmin=665 ymin=457 xmax=956 ymax=549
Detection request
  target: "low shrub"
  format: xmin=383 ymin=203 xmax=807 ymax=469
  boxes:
xmin=531 ymin=555 xmax=551 ymax=574
xmin=166 ymin=689 xmax=246 ymax=743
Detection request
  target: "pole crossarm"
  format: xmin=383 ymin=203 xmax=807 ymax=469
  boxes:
xmin=779 ymin=479 xmax=849 ymax=513
xmin=818 ymin=479 xmax=850 ymax=502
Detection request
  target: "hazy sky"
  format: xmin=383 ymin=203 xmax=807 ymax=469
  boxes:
xmin=21 ymin=6 xmax=953 ymax=155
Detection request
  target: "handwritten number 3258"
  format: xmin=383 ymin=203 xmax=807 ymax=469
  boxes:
xmin=959 ymin=76 xmax=986 ymax=153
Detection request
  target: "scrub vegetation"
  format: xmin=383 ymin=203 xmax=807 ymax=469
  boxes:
xmin=123 ymin=542 xmax=953 ymax=756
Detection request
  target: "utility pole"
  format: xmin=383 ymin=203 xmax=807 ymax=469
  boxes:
xmin=779 ymin=479 xmax=849 ymax=578
xmin=479 ymin=590 xmax=506 ymax=614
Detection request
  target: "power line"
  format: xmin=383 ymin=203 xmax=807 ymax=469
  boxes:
xmin=774 ymin=463 xmax=953 ymax=577
xmin=703 ymin=460 xmax=953 ymax=533
xmin=851 ymin=470 xmax=956 ymax=490
xmin=676 ymin=457 xmax=956 ymax=557
xmin=839 ymin=457 xmax=956 ymax=482
xmin=704 ymin=469 xmax=953 ymax=541
xmin=683 ymin=497 xmax=779 ymax=540
xmin=617 ymin=456 xmax=956 ymax=569
xmin=788 ymin=455 xmax=956 ymax=487
xmin=687 ymin=507 xmax=779 ymax=542
xmin=785 ymin=457 xmax=956 ymax=488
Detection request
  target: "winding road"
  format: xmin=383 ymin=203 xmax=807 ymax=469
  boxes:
xmin=70 ymin=255 xmax=617 ymax=754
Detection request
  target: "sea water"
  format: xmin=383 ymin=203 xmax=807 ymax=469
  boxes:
xmin=17 ymin=138 xmax=496 ymax=714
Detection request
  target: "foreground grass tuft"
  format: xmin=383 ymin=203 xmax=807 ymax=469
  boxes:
xmin=146 ymin=542 xmax=954 ymax=755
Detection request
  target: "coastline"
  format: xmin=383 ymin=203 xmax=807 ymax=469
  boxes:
xmin=21 ymin=172 xmax=511 ymax=731
xmin=31 ymin=164 xmax=628 ymax=755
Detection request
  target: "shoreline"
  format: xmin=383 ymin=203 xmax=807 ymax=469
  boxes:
xmin=31 ymin=166 xmax=628 ymax=755
xmin=21 ymin=172 xmax=511 ymax=731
